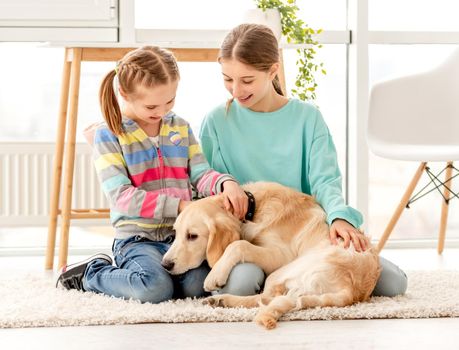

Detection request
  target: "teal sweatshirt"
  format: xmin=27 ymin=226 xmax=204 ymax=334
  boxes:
xmin=199 ymin=99 xmax=363 ymax=228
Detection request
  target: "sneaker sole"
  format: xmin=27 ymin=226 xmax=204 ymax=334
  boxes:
xmin=55 ymin=253 xmax=113 ymax=288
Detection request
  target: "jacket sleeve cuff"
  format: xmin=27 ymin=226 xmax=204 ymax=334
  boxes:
xmin=215 ymin=175 xmax=238 ymax=194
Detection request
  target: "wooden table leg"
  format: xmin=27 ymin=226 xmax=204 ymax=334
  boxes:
xmin=45 ymin=48 xmax=71 ymax=270
xmin=58 ymin=48 xmax=82 ymax=269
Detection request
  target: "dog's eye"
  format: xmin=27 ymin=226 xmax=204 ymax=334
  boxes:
xmin=187 ymin=233 xmax=198 ymax=241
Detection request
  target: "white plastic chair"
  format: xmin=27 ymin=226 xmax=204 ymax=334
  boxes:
xmin=368 ymin=48 xmax=459 ymax=254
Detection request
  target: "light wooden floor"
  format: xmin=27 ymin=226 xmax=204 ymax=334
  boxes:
xmin=1 ymin=248 xmax=459 ymax=349
xmin=1 ymin=317 xmax=459 ymax=350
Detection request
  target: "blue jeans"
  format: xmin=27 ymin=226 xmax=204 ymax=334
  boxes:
xmin=214 ymin=256 xmax=407 ymax=298
xmin=83 ymin=235 xmax=210 ymax=303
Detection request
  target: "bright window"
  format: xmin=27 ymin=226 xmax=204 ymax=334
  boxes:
xmin=369 ymin=0 xmax=459 ymax=31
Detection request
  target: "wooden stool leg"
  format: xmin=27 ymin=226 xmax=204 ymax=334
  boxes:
xmin=45 ymin=49 xmax=72 ymax=270
xmin=58 ymin=48 xmax=82 ymax=269
xmin=376 ymin=162 xmax=427 ymax=254
xmin=438 ymin=161 xmax=453 ymax=254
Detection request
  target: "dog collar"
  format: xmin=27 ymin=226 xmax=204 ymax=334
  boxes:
xmin=244 ymin=191 xmax=256 ymax=221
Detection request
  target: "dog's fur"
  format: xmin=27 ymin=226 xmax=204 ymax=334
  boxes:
xmin=162 ymin=182 xmax=381 ymax=329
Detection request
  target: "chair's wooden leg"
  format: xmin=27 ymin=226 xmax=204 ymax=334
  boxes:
xmin=45 ymin=49 xmax=72 ymax=270
xmin=58 ymin=48 xmax=82 ymax=269
xmin=376 ymin=162 xmax=427 ymax=254
xmin=438 ymin=161 xmax=453 ymax=254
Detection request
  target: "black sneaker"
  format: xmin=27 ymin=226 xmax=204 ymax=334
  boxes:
xmin=55 ymin=253 xmax=112 ymax=291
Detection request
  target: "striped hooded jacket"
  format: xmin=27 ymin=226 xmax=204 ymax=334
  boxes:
xmin=92 ymin=112 xmax=235 ymax=241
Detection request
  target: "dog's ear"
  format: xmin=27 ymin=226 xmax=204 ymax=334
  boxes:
xmin=206 ymin=213 xmax=240 ymax=267
xmin=210 ymin=194 xmax=227 ymax=210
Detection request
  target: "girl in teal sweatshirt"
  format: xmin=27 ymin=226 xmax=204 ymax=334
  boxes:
xmin=200 ymin=23 xmax=407 ymax=297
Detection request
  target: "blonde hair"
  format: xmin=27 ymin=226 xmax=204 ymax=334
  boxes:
xmin=219 ymin=24 xmax=283 ymax=111
xmin=99 ymin=46 xmax=180 ymax=135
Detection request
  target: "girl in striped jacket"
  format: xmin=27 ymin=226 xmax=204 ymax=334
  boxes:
xmin=56 ymin=46 xmax=248 ymax=303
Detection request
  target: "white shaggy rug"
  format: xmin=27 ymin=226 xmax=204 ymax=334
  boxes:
xmin=1 ymin=270 xmax=458 ymax=328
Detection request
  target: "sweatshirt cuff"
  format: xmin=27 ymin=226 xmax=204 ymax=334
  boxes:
xmin=215 ymin=175 xmax=238 ymax=194
xmin=162 ymin=196 xmax=181 ymax=218
xmin=327 ymin=209 xmax=363 ymax=228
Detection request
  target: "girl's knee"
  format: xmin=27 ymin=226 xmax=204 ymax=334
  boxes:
xmin=395 ymin=272 xmax=408 ymax=296
xmin=131 ymin=270 xmax=174 ymax=303
xmin=372 ymin=257 xmax=408 ymax=297
xmin=217 ymin=263 xmax=265 ymax=296
xmin=180 ymin=263 xmax=210 ymax=298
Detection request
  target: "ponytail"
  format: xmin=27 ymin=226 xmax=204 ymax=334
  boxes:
xmin=99 ymin=70 xmax=124 ymax=135
xmin=272 ymin=75 xmax=284 ymax=96
xmin=98 ymin=46 xmax=180 ymax=134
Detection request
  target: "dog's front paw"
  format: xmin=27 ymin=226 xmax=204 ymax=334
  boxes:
xmin=203 ymin=269 xmax=229 ymax=292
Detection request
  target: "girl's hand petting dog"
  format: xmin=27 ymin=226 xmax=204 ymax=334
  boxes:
xmin=221 ymin=180 xmax=248 ymax=220
xmin=330 ymin=219 xmax=369 ymax=252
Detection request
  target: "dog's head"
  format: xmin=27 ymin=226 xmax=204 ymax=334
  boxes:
xmin=161 ymin=195 xmax=241 ymax=275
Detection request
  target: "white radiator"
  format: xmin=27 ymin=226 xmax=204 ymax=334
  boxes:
xmin=0 ymin=142 xmax=108 ymax=226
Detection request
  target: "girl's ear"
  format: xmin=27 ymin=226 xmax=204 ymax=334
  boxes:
xmin=269 ymin=62 xmax=280 ymax=79
xmin=206 ymin=214 xmax=240 ymax=267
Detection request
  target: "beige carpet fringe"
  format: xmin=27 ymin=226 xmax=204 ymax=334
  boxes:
xmin=1 ymin=270 xmax=458 ymax=328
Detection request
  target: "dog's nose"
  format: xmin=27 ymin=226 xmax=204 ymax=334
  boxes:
xmin=161 ymin=259 xmax=175 ymax=271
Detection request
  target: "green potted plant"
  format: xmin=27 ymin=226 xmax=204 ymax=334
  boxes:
xmin=253 ymin=0 xmax=326 ymax=101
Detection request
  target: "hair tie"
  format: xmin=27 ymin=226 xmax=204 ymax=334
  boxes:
xmin=114 ymin=61 xmax=121 ymax=75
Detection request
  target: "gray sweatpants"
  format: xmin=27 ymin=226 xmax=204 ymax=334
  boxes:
xmin=214 ymin=256 xmax=407 ymax=297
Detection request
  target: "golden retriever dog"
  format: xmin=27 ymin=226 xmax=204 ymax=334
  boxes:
xmin=162 ymin=181 xmax=381 ymax=329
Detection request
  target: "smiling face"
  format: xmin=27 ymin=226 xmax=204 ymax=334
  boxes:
xmin=220 ymin=58 xmax=279 ymax=112
xmin=120 ymin=80 xmax=178 ymax=133
xmin=161 ymin=196 xmax=241 ymax=275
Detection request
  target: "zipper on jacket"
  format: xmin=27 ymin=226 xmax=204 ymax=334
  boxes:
xmin=157 ymin=147 xmax=165 ymax=190
xmin=157 ymin=130 xmax=166 ymax=232
xmin=146 ymin=130 xmax=165 ymax=233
